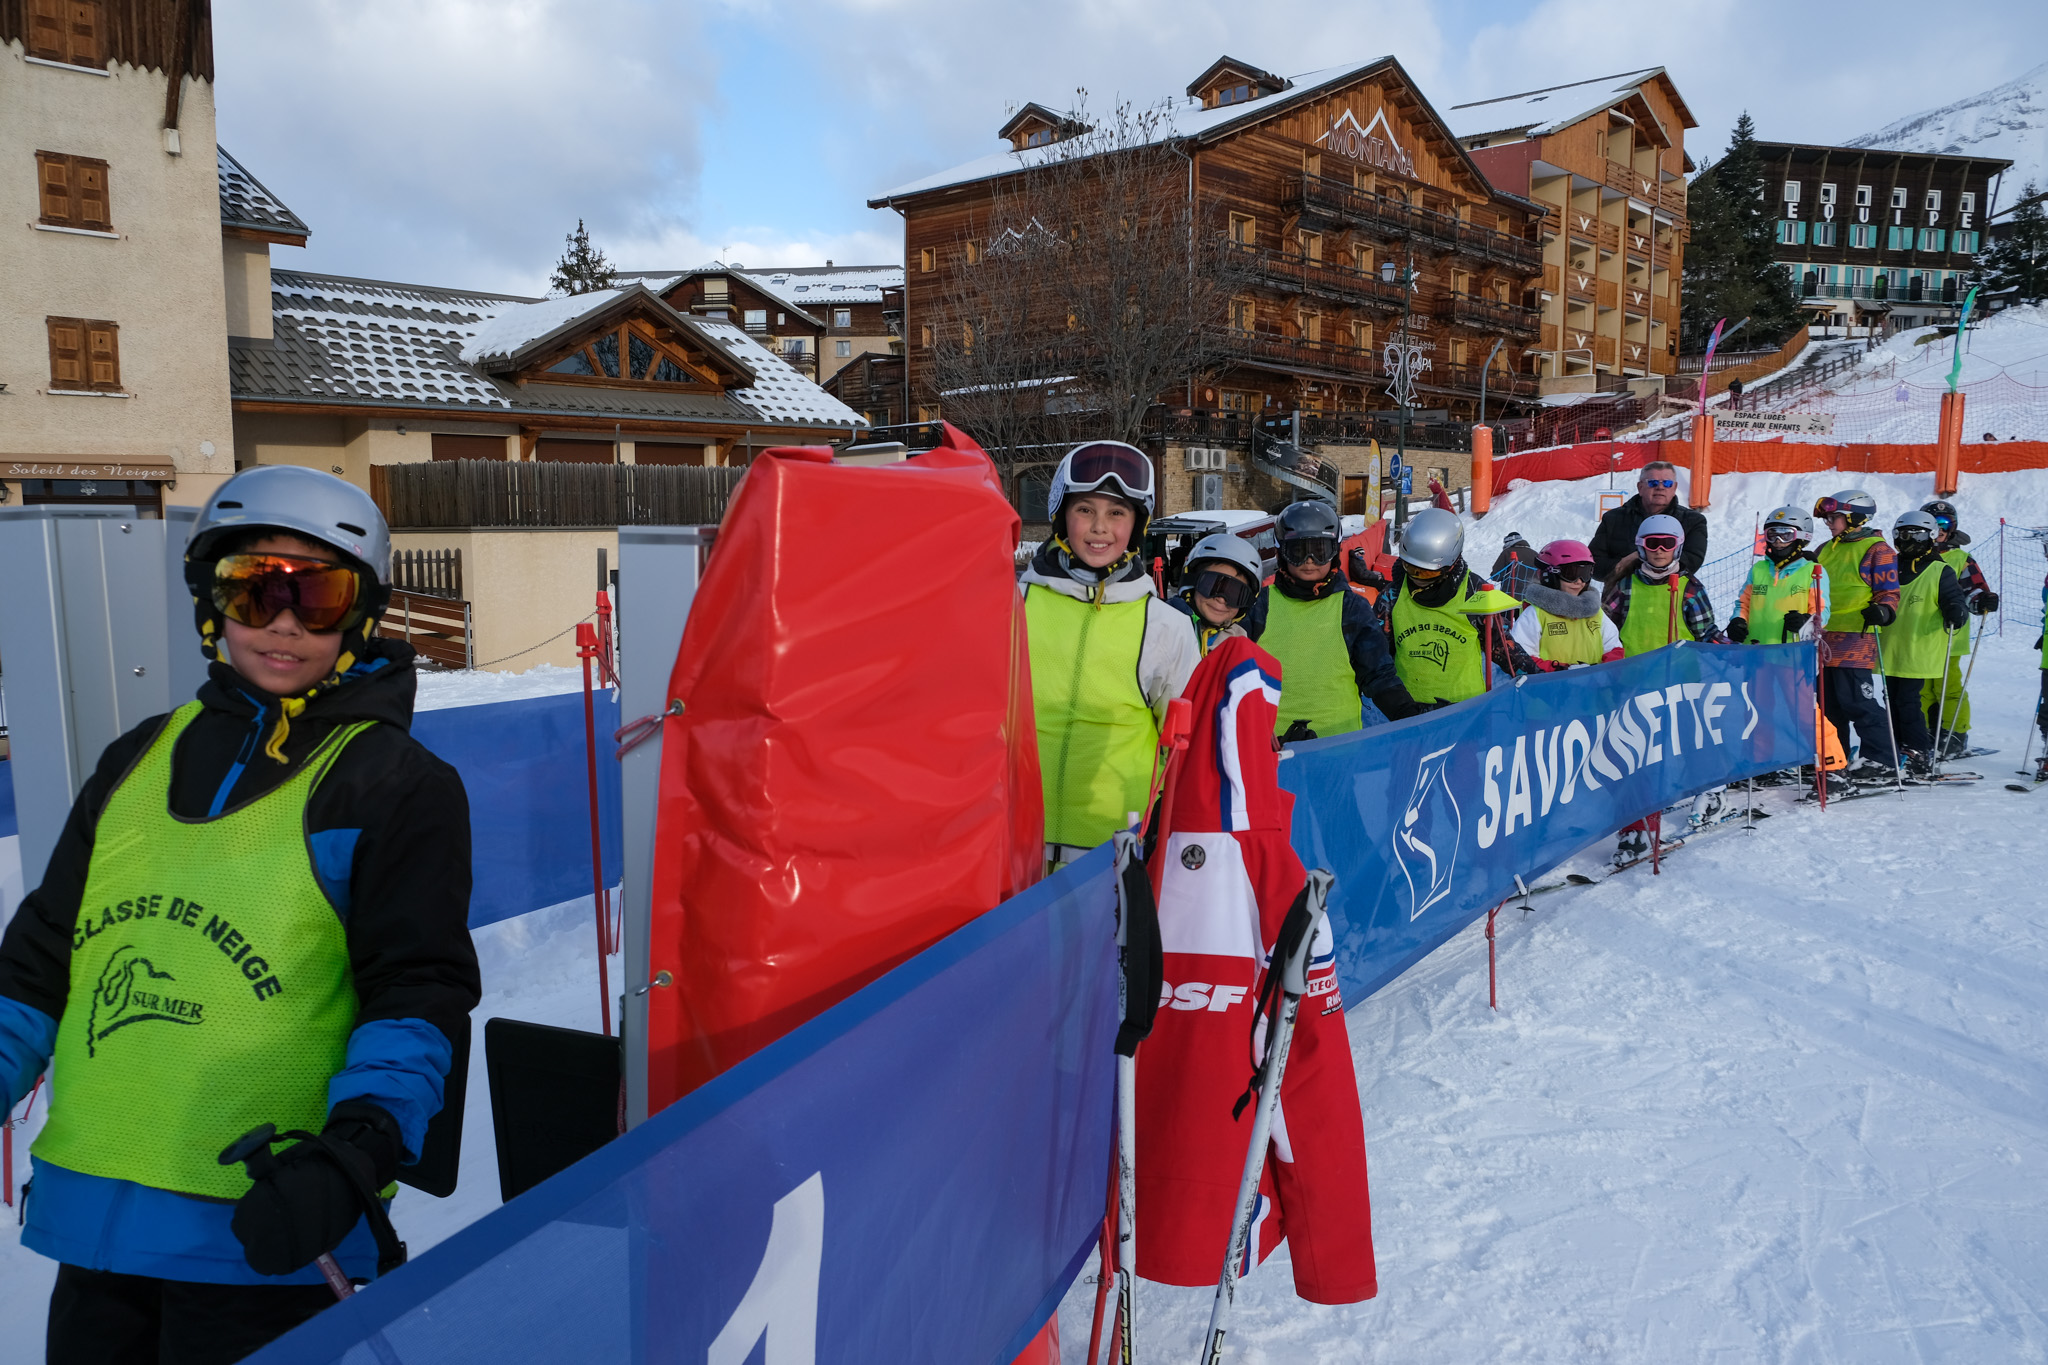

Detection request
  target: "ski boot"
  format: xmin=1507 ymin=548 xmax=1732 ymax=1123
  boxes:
xmin=1613 ymin=827 xmax=1649 ymax=868
xmin=1903 ymin=748 xmax=1938 ymax=780
xmin=1845 ymin=757 xmax=1897 ymax=787
xmin=1687 ymin=787 xmax=1725 ymax=829
xmin=1938 ymin=731 xmax=1970 ymax=761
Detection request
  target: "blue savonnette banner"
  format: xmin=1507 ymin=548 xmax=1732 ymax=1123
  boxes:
xmin=1283 ymin=641 xmax=1817 ymax=1004
xmin=248 ymin=849 xmax=1121 ymax=1365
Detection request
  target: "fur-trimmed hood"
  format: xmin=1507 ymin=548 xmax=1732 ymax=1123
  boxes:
xmin=1518 ymin=580 xmax=1601 ymax=619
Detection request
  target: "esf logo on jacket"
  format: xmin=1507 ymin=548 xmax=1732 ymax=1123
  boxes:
xmin=1159 ymin=981 xmax=1250 ymax=1012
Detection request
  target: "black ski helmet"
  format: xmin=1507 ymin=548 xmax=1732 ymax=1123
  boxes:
xmin=1276 ymin=499 xmax=1341 ymax=543
xmin=1921 ymin=499 xmax=1960 ymax=536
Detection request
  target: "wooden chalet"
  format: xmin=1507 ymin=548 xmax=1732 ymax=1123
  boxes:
xmin=869 ymin=55 xmax=1547 ymax=515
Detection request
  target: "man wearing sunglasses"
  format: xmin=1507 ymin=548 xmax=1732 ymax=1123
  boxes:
xmin=0 ymin=466 xmax=480 ymax=1361
xmin=1587 ymin=461 xmax=1709 ymax=583
xmin=1812 ymin=489 xmax=1902 ymax=781
xmin=1244 ymin=500 xmax=1423 ymax=739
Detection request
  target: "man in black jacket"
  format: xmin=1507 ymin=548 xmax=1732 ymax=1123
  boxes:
xmin=1588 ymin=461 xmax=1710 ymax=581
xmin=0 ymin=466 xmax=479 ymax=1364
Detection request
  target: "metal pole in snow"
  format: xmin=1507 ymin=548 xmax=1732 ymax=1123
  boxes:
xmin=577 ymin=623 xmax=614 ymax=1036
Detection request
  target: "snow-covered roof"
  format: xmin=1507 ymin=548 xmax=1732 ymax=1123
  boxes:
xmin=233 ymin=271 xmax=864 ymax=431
xmin=870 ymin=58 xmax=1393 ymax=204
xmin=1447 ymin=68 xmax=1675 ymax=143
xmin=218 ymin=146 xmax=309 ymax=240
xmin=746 ymin=265 xmax=902 ymax=306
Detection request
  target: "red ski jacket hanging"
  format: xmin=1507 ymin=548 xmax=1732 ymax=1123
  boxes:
xmin=645 ymin=429 xmax=1042 ymax=1113
xmin=1135 ymin=635 xmax=1377 ymax=1303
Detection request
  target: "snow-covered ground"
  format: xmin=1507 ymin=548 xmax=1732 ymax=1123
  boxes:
xmin=413 ymin=661 xmax=587 ymax=711
xmin=4 ymin=474 xmax=2046 ymax=1358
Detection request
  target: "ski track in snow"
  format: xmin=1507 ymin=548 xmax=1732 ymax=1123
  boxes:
xmin=6 ymin=484 xmax=2048 ymax=1359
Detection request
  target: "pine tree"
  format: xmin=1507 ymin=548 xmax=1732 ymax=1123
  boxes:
xmin=1681 ymin=113 xmax=1804 ymax=352
xmin=1972 ymin=182 xmax=2048 ymax=304
xmin=550 ymin=219 xmax=616 ymax=296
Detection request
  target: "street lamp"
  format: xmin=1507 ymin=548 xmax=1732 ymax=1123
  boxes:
xmin=1380 ymin=249 xmax=1421 ymax=528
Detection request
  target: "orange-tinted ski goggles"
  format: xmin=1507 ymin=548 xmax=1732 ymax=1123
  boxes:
xmin=212 ymin=553 xmax=364 ymax=632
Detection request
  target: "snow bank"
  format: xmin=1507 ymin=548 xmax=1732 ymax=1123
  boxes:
xmin=413 ymin=663 xmax=589 ymax=711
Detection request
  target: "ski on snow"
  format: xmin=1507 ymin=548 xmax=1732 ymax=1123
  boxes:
xmin=1561 ymin=807 xmax=1770 ymax=886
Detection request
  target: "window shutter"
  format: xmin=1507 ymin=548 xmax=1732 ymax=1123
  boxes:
xmin=64 ymin=0 xmax=102 ymax=66
xmin=75 ymin=158 xmax=110 ymax=229
xmin=48 ymin=317 xmax=86 ymax=388
xmin=85 ymin=322 xmax=120 ymax=389
xmin=38 ymin=153 xmax=74 ymax=224
xmin=28 ymin=0 xmax=66 ymax=60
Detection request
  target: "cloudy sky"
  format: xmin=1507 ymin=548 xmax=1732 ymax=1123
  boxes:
xmin=214 ymin=0 xmax=2043 ymax=298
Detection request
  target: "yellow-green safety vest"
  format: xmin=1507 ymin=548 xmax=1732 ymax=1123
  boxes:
xmin=1939 ymin=547 xmax=1973 ymax=655
xmin=1024 ymin=585 xmax=1160 ymax=852
xmin=1390 ymin=579 xmax=1521 ymax=704
xmin=1880 ymin=561 xmax=1952 ymax=679
xmin=35 ymin=702 xmax=369 ymax=1200
xmin=1259 ymin=590 xmax=1361 ymax=738
xmin=1743 ymin=558 xmax=1821 ymax=645
xmin=1816 ymin=536 xmax=1876 ymax=633
xmin=1619 ymin=577 xmax=1693 ymax=656
xmin=1529 ymin=608 xmax=1605 ymax=665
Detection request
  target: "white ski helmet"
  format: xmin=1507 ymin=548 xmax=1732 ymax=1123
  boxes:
xmin=1763 ymin=505 xmax=1813 ymax=541
xmin=1397 ymin=507 xmax=1465 ymax=571
xmin=1184 ymin=530 xmax=1264 ymax=586
xmin=1047 ymin=441 xmax=1155 ymax=532
xmin=1635 ymin=513 xmax=1685 ymax=552
xmin=1892 ymin=508 xmax=1940 ymax=543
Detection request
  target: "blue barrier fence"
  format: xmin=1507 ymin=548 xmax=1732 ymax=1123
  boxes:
xmin=1284 ymin=642 xmax=1815 ymax=1004
xmin=251 ymin=848 xmax=1122 ymax=1365
xmin=0 ymin=693 xmax=620 ymax=927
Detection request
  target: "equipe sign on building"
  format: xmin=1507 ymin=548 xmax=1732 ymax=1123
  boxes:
xmin=1282 ymin=642 xmax=1816 ymax=1004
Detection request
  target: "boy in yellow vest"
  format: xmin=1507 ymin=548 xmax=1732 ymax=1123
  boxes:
xmin=1918 ymin=500 xmax=1998 ymax=758
xmin=1019 ymin=441 xmax=1197 ymax=868
xmin=1508 ymin=539 xmax=1622 ymax=670
xmin=1168 ymin=530 xmax=1262 ymax=658
xmin=0 ymin=466 xmax=479 ymax=1361
xmin=1882 ymin=510 xmax=1969 ymax=777
xmin=1378 ymin=508 xmax=1528 ymax=707
xmin=1246 ymin=499 xmax=1424 ymax=738
xmin=1725 ymin=507 xmax=1847 ymax=784
xmin=1601 ymin=515 xmax=1727 ymax=655
xmin=1812 ymin=490 xmax=1901 ymax=782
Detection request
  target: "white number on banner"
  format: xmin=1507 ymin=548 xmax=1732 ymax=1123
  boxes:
xmin=708 ymin=1172 xmax=825 ymax=1365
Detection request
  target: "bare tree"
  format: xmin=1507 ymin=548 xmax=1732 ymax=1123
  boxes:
xmin=926 ymin=94 xmax=1245 ymax=499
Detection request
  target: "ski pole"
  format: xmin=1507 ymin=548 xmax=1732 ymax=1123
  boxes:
xmin=1202 ymin=869 xmax=1334 ymax=1365
xmin=1871 ymin=629 xmax=1906 ymax=799
xmin=1934 ymin=616 xmax=1988 ymax=765
xmin=1929 ymin=622 xmax=1957 ymax=773
xmin=1107 ymin=830 xmax=1164 ymax=1365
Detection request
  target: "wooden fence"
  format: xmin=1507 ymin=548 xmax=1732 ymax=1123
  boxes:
xmin=376 ymin=589 xmax=472 ymax=669
xmin=393 ymin=547 xmax=462 ymax=598
xmin=373 ymin=459 xmax=745 ymax=529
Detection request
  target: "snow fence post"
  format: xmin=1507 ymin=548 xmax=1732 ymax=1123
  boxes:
xmin=1689 ymin=414 xmax=1715 ymax=510
xmin=1936 ymin=391 xmax=1964 ymax=497
xmin=1471 ymin=423 xmax=1493 ymax=517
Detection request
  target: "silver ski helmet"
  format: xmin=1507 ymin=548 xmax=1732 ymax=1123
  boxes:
xmin=187 ymin=465 xmax=392 ymax=582
xmin=1398 ymin=507 xmax=1465 ymax=571
xmin=1763 ymin=505 xmax=1813 ymax=541
xmin=1048 ymin=441 xmax=1155 ymax=536
xmin=1815 ymin=488 xmax=1876 ymax=529
xmin=1185 ymin=530 xmax=1264 ymax=586
xmin=1893 ymin=508 xmax=1939 ymax=545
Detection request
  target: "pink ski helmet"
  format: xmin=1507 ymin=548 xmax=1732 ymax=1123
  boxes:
xmin=1539 ymin=538 xmax=1593 ymax=568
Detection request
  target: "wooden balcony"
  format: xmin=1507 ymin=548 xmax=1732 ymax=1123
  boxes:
xmin=1447 ymin=291 xmax=1542 ymax=340
xmin=1227 ymin=242 xmax=1407 ymax=313
xmin=1653 ymin=298 xmax=1678 ymax=331
xmin=1594 ymin=335 xmax=1617 ymax=366
xmin=1622 ymin=283 xmax=1654 ymax=317
xmin=1542 ymin=263 xmax=1560 ymax=294
xmin=1422 ymin=360 xmax=1540 ymax=401
xmin=1660 ymin=181 xmax=1686 ymax=215
xmin=1563 ymin=266 xmax=1597 ymax=302
xmin=1213 ymin=325 xmax=1386 ymax=384
xmin=1287 ymin=176 xmax=1540 ymax=273
xmin=1596 ymin=279 xmax=1619 ymax=311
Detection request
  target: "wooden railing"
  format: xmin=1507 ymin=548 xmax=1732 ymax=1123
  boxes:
xmin=392 ymin=547 xmax=462 ymax=599
xmin=1226 ymin=242 xmax=1407 ymax=313
xmin=376 ymin=590 xmax=473 ymax=670
xmin=377 ymin=458 xmax=745 ymax=529
xmin=1286 ymin=176 xmax=1542 ymax=273
xmin=1596 ymin=279 xmax=1619 ymax=310
xmin=1447 ymin=291 xmax=1542 ymax=340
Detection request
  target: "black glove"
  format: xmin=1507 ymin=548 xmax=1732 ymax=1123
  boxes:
xmin=1725 ymin=617 xmax=1749 ymax=643
xmin=1279 ymin=718 xmax=1319 ymax=744
xmin=231 ymin=1101 xmax=403 ymax=1276
xmin=1973 ymin=591 xmax=1999 ymax=615
xmin=1943 ymin=607 xmax=1968 ymax=630
xmin=1371 ymin=684 xmax=1429 ymax=721
xmin=1783 ymin=610 xmax=1811 ymax=638
xmin=1860 ymin=603 xmax=1896 ymax=628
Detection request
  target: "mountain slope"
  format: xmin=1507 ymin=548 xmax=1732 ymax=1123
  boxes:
xmin=1848 ymin=60 xmax=2048 ymax=208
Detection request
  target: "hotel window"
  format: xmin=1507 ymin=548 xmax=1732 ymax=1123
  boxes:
xmin=961 ymin=323 xmax=973 ymax=353
xmin=1776 ymin=220 xmax=1806 ymax=245
xmin=1229 ymin=297 xmax=1255 ymax=332
xmin=917 ymin=405 xmax=939 ymax=422
xmin=1849 ymin=268 xmax=1868 ymax=289
xmin=1213 ymin=82 xmax=1252 ymax=107
xmin=919 ymin=247 xmax=936 ymax=273
xmin=1352 ymin=244 xmax=1373 ymax=274
xmin=1919 ymin=228 xmax=1946 ymax=252
xmin=1351 ymin=320 xmax=1373 ymax=350
xmin=1219 ymin=389 xmax=1250 ymax=410
xmin=1818 ymin=183 xmax=1836 ymax=205
xmin=1854 ymin=185 xmax=1873 ymax=207
xmin=1954 ymin=231 xmax=1980 ymax=254
xmin=47 ymin=316 xmax=121 ymax=391
xmin=703 ymin=277 xmax=728 ymax=300
xmin=1891 ymin=188 xmax=1909 ymax=209
xmin=26 ymin=0 xmax=101 ymax=67
xmin=1849 ymin=223 xmax=1877 ymax=249
xmin=1812 ymin=221 xmax=1837 ymax=247
xmin=1303 ymin=150 xmax=1321 ymax=179
xmin=36 ymin=152 xmax=112 ymax=230
xmin=743 ymin=309 xmax=767 ymax=331
xmin=1297 ymin=229 xmax=1322 ymax=261
xmin=1450 ymin=338 xmax=1468 ymax=365
xmin=1959 ymin=192 xmax=1976 ymax=214
xmin=1783 ymin=180 xmax=1800 ymax=203
xmin=833 ymin=308 xmax=851 ymax=328
xmin=1888 ymin=225 xmax=1909 ymax=249
xmin=1301 ymin=312 xmax=1321 ymax=343
xmin=1924 ymin=190 xmax=1941 ymax=212
xmin=1229 ymin=213 xmax=1256 ymax=247
xmin=919 ymin=323 xmax=934 ymax=348
xmin=834 ymin=340 xmax=851 ymax=358
xmin=964 ymin=239 xmax=982 ymax=265
xmin=1024 ymin=127 xmax=1053 ymax=149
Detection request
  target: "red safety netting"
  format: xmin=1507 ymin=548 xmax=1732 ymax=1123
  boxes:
xmin=645 ymin=427 xmax=1043 ymax=1112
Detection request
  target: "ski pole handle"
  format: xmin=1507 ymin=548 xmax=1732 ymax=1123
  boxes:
xmin=220 ymin=1124 xmax=356 ymax=1301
